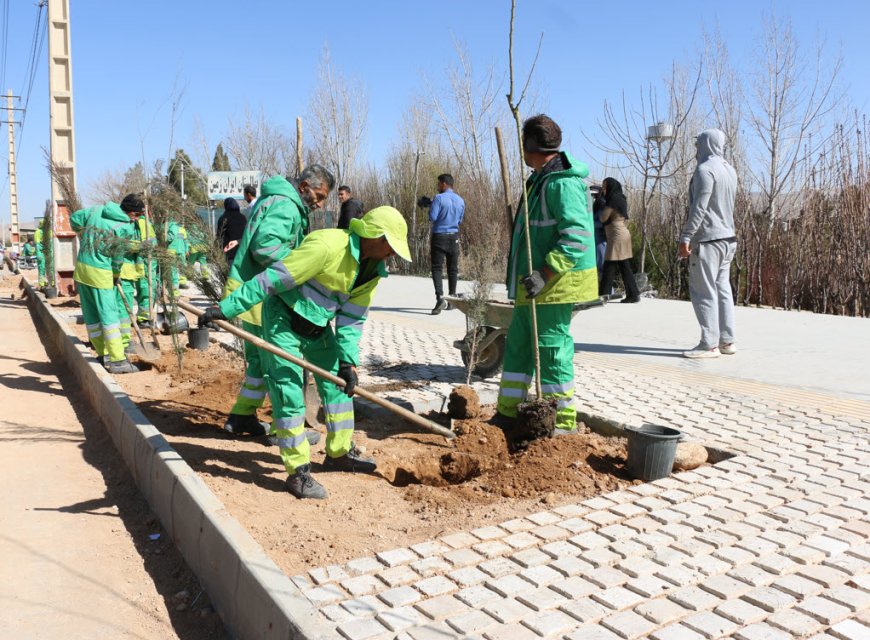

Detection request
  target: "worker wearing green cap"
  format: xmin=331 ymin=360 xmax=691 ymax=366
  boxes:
xmin=199 ymin=206 xmax=411 ymax=499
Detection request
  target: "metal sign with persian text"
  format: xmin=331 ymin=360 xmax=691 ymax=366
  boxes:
xmin=207 ymin=171 xmax=262 ymax=200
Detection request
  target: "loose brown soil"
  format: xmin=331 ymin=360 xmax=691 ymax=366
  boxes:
xmin=447 ymin=385 xmax=481 ymax=419
xmin=60 ymin=299 xmax=641 ymax=577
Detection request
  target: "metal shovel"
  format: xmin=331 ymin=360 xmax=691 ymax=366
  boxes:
xmin=116 ymin=284 xmax=162 ymax=364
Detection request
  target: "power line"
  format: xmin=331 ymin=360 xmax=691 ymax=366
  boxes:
xmin=17 ymin=3 xmax=47 ymax=150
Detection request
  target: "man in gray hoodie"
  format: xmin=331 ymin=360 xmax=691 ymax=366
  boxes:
xmin=679 ymin=129 xmax=738 ymax=359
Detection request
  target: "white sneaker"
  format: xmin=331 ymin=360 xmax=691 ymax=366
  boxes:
xmin=719 ymin=343 xmax=737 ymax=355
xmin=683 ymin=345 xmax=720 ymax=359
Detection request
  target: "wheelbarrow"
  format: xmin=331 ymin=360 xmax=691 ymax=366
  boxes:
xmin=444 ymin=295 xmax=606 ymax=379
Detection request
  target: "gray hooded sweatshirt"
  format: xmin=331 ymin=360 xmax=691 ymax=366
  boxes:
xmin=681 ymin=129 xmax=738 ymax=244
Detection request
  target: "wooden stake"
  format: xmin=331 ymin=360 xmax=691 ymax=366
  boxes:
xmin=495 ymin=127 xmax=514 ymax=233
xmin=296 ymin=117 xmax=304 ymax=175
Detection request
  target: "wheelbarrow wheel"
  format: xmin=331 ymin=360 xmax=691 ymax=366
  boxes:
xmin=460 ymin=328 xmax=506 ymax=379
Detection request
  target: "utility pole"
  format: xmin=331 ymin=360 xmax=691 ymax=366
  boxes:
xmin=47 ymin=0 xmax=78 ymax=294
xmin=2 ymin=91 xmax=23 ymax=252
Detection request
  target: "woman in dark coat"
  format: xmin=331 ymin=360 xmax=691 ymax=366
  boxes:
xmin=598 ymin=177 xmax=640 ymax=303
xmin=216 ymin=197 xmax=247 ymax=264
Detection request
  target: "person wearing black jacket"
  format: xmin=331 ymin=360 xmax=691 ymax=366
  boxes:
xmin=216 ymin=197 xmax=247 ymax=263
xmin=336 ymin=185 xmax=364 ymax=230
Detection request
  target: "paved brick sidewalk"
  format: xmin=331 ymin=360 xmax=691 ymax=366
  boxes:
xmin=297 ymin=315 xmax=870 ymax=640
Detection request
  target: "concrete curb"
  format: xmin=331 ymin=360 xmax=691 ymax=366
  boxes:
xmin=22 ymin=279 xmax=333 ymax=640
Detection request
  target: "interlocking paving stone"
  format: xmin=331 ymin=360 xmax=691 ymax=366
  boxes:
xmin=306 ymin=316 xmax=870 ymax=638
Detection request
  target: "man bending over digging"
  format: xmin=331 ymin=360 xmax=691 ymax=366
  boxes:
xmin=198 ymin=207 xmax=411 ymax=499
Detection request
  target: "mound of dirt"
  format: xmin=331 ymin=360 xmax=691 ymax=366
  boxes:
xmin=379 ymin=410 xmax=639 ymax=500
xmin=447 ymin=385 xmax=481 ymax=419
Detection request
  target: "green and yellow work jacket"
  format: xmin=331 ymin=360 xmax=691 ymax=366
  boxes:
xmin=119 ymin=217 xmax=157 ymax=280
xmin=22 ymin=243 xmax=37 ymax=257
xmin=167 ymin=221 xmax=187 ymax=255
xmin=507 ymin=152 xmax=598 ymax=305
xmin=34 ymin=219 xmax=49 ymax=257
xmin=71 ymin=203 xmax=134 ymax=289
xmin=223 ymin=175 xmax=309 ymax=326
xmin=220 ymin=229 xmax=387 ymax=367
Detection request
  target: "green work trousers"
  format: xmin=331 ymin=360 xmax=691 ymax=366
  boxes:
xmin=496 ymin=303 xmax=577 ymax=431
xmin=36 ymin=254 xmax=46 ymax=286
xmin=229 ymin=321 xmax=269 ymax=416
xmin=116 ymin=280 xmax=136 ymax=348
xmin=261 ymin=297 xmax=354 ymax=475
xmin=79 ymin=283 xmax=126 ymax=363
xmin=136 ymin=263 xmax=157 ymax=322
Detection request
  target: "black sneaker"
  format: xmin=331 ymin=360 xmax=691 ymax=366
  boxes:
xmin=285 ymin=464 xmax=328 ymax=499
xmin=620 ymin=296 xmax=641 ymax=304
xmin=106 ymin=359 xmax=139 ymax=374
xmin=223 ymin=414 xmax=268 ymax=436
xmin=322 ymin=444 xmax=377 ymax=473
xmin=431 ymin=298 xmax=449 ymax=315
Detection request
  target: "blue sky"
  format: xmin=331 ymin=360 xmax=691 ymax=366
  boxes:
xmin=2 ymin=0 xmax=869 ymax=225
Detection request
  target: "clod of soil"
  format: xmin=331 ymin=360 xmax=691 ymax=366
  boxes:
xmin=379 ymin=411 xmax=639 ymax=500
xmin=447 ymin=385 xmax=481 ymax=419
xmin=511 ymin=398 xmax=557 ymax=451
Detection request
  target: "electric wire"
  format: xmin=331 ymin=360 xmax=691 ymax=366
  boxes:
xmin=17 ymin=4 xmax=47 ymax=150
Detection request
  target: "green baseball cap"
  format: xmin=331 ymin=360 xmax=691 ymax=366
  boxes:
xmin=349 ymin=206 xmax=412 ymax=262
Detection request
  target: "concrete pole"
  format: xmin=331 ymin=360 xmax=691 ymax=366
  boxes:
xmin=180 ymin=160 xmax=186 ymax=200
xmin=6 ymin=91 xmax=19 ymax=252
xmin=48 ymin=0 xmax=78 ymax=293
xmin=296 ymin=117 xmax=304 ymax=175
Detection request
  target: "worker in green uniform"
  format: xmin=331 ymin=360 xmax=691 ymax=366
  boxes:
xmin=495 ymin=114 xmax=598 ymax=434
xmin=134 ymin=212 xmax=158 ymax=327
xmin=116 ymin=195 xmax=154 ymax=350
xmin=220 ymin=167 xmax=332 ymax=438
xmin=71 ymin=202 xmax=138 ymax=374
xmin=167 ymin=219 xmax=187 ymax=296
xmin=199 ymin=206 xmax=411 ymax=499
xmin=186 ymin=222 xmax=210 ymax=275
xmin=33 ymin=219 xmax=50 ymax=287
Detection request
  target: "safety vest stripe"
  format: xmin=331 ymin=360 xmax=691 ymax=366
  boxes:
xmin=339 ymin=300 xmax=368 ymax=317
xmin=301 ymin=284 xmax=340 ymax=313
xmin=502 ymin=371 xmax=533 ymax=383
xmin=529 ymin=219 xmax=558 ymax=227
xmin=327 ymin=418 xmax=354 ymax=432
xmin=558 ymin=240 xmax=589 ymax=251
xmin=244 ymin=376 xmax=264 ymax=387
xmin=541 ymin=382 xmax=574 ymax=394
xmin=560 ymin=227 xmax=592 ymax=237
xmin=239 ymin=388 xmax=267 ymax=400
xmin=274 ymin=415 xmax=305 ymax=430
xmin=275 ymin=433 xmax=307 ymax=449
xmin=556 ymin=398 xmax=575 ymax=409
xmin=325 ymin=401 xmax=354 ymax=415
xmin=499 ymin=387 xmax=528 ymax=398
xmin=335 ymin=315 xmax=364 ymax=329
xmin=252 ymin=243 xmax=284 ymax=263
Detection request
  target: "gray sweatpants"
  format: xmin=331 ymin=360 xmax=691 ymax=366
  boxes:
xmin=688 ymin=239 xmax=737 ymax=349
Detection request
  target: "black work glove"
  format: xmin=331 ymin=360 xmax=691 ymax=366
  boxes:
xmin=522 ymin=270 xmax=550 ymax=299
xmin=337 ymin=362 xmax=358 ymax=396
xmin=417 ymin=195 xmax=432 ymax=209
xmin=198 ymin=306 xmax=226 ymax=328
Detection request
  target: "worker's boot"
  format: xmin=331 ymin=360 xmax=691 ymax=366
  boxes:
xmin=106 ymin=359 xmax=139 ymax=374
xmin=284 ymin=464 xmax=327 ymax=500
xmin=322 ymin=443 xmax=377 ymax=473
xmin=223 ymin=413 xmax=268 ymax=436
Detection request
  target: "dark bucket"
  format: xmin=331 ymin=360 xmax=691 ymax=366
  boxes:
xmin=43 ymin=286 xmax=58 ymax=299
xmin=187 ymin=327 xmax=210 ymax=350
xmin=157 ymin=311 xmax=190 ymax=335
xmin=626 ymin=424 xmax=682 ymax=481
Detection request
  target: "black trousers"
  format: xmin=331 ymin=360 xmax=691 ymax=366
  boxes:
xmin=431 ymin=233 xmax=459 ymax=299
xmin=599 ymin=259 xmax=640 ymax=298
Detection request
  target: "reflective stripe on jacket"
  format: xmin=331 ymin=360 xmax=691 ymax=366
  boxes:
xmin=220 ymin=229 xmax=387 ymax=366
